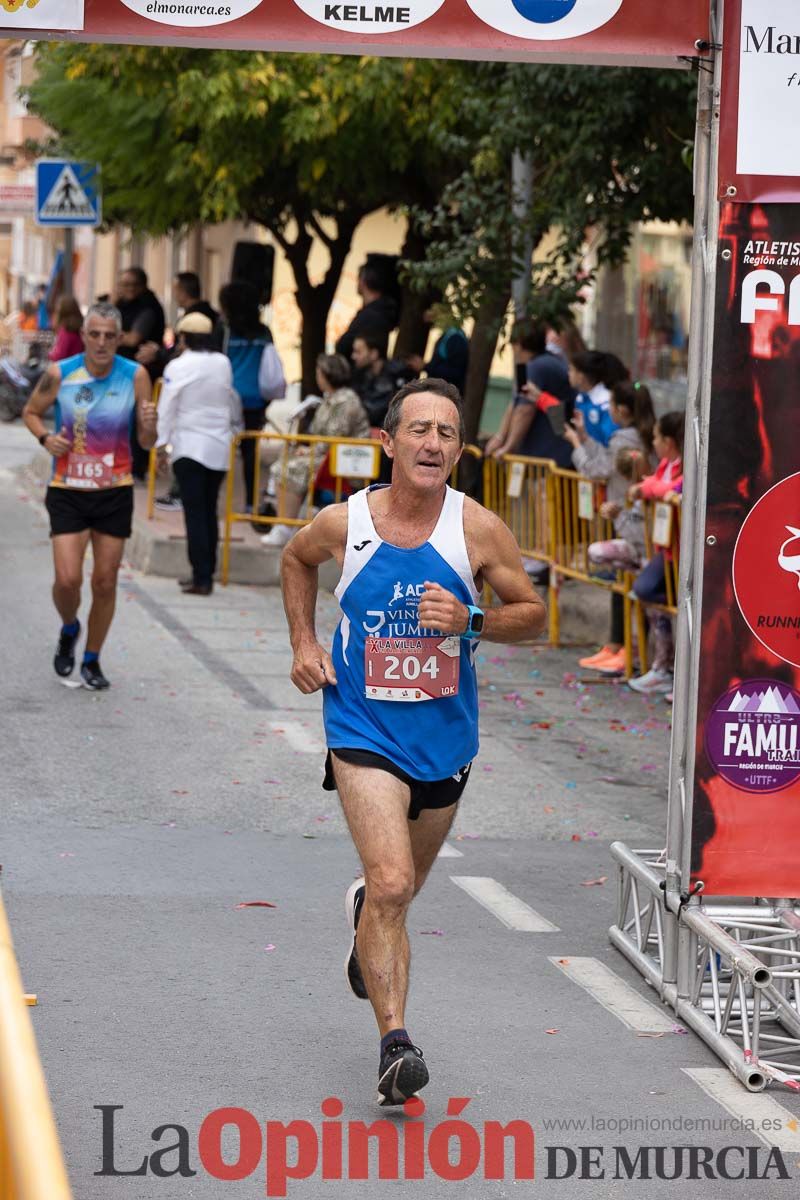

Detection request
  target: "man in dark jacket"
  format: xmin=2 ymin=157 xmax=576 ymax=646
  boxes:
xmin=484 ymin=319 xmax=575 ymax=468
xmin=351 ymin=333 xmax=411 ymax=429
xmin=335 ymin=264 xmax=399 ymax=364
xmin=116 ymin=267 xmax=165 ymax=477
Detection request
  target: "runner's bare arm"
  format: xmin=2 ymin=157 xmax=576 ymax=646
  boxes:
xmin=22 ymin=365 xmax=71 ymax=454
xmin=134 ymin=366 xmax=157 ymax=450
xmin=281 ymin=505 xmax=347 ymax=694
xmin=418 ymin=502 xmax=545 ymax=643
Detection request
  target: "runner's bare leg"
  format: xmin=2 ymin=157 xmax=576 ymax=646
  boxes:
xmin=333 ymin=756 xmax=415 ymax=1037
xmin=52 ymin=530 xmax=90 ymax=625
xmin=409 ymin=803 xmax=459 ymax=895
xmin=85 ymin=530 xmax=125 ymax=653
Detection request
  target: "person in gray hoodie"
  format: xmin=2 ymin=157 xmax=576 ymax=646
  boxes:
xmin=563 ymin=380 xmax=656 ymax=676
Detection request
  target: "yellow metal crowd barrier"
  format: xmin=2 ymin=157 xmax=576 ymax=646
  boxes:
xmin=0 ymin=889 xmax=72 ymax=1199
xmin=145 ymin=378 xmax=162 ymax=520
xmin=221 ymin=430 xmax=384 ymax=584
xmin=482 ymin=452 xmax=681 ymax=676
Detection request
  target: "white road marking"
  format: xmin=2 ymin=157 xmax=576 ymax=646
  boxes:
xmin=451 ymin=876 xmax=559 ymax=932
xmin=684 ymin=1068 xmax=800 ymax=1151
xmin=549 ymin=956 xmax=677 ymax=1032
xmin=437 ymin=843 xmax=464 ymax=859
xmin=269 ymin=721 xmax=325 ymax=754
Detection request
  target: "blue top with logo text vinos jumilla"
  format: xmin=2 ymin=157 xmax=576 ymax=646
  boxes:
xmin=323 ymin=486 xmax=480 ymax=780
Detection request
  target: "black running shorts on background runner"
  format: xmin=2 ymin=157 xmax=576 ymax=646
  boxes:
xmin=45 ymin=485 xmax=134 ymax=539
xmin=324 ymin=748 xmax=472 ymax=821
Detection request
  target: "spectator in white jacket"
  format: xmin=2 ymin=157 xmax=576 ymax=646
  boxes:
xmin=156 ymin=312 xmax=242 ymax=595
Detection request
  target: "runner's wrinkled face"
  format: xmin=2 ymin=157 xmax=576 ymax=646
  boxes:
xmin=83 ymin=315 xmax=121 ymax=374
xmin=382 ymin=392 xmax=463 ymax=491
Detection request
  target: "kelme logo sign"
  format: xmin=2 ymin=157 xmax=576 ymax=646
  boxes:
xmin=292 ymin=0 xmax=446 ymax=34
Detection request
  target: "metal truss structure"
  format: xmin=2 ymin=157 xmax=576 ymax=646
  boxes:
xmin=609 ymin=4 xmax=800 ymax=1096
xmin=610 ymin=845 xmax=800 ymax=1093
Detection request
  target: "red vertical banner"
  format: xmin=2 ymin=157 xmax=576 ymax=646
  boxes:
xmin=691 ymin=202 xmax=800 ymax=895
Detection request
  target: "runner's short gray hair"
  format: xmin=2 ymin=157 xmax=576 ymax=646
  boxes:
xmin=384 ymin=378 xmax=465 ymax=443
xmin=85 ymin=302 xmax=122 ymax=331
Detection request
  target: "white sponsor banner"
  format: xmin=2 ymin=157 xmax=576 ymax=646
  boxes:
xmin=293 ymin=0 xmax=446 ymax=35
xmin=738 ymin=0 xmax=800 ymax=178
xmin=467 ymin=0 xmax=623 ymax=42
xmin=120 ymin=0 xmax=260 ymax=27
xmin=0 ymin=0 xmax=83 ymax=29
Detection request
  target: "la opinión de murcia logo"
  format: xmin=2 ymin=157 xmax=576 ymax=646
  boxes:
xmin=466 ymin=0 xmax=623 ymax=41
xmin=94 ymin=1100 xmax=535 ymax=1195
xmin=94 ymin=1102 xmax=793 ymax=1191
xmin=292 ymin=0 xmax=445 ymax=34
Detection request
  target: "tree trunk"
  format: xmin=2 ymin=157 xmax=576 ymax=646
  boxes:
xmin=462 ymin=287 xmax=509 ymax=447
xmin=270 ymin=209 xmax=363 ymax=395
xmin=394 ymin=220 xmax=439 ymax=361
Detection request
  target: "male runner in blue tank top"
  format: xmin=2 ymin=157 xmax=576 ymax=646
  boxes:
xmin=282 ymin=379 xmax=546 ymax=1106
xmin=23 ymin=302 xmax=156 ymax=689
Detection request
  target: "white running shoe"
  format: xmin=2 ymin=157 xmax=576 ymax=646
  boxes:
xmin=260 ymin=524 xmax=294 ymax=547
xmin=628 ymin=667 xmax=674 ymax=695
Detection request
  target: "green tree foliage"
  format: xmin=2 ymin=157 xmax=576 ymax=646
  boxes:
xmin=26 ymin=44 xmax=468 ymax=388
xmin=405 ymin=61 xmax=697 ymax=438
xmin=27 ymin=46 xmax=697 ymax=424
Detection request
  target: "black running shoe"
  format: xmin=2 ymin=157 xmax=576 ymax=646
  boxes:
xmin=344 ymin=879 xmax=368 ymax=1000
xmin=80 ymin=661 xmax=110 ymax=690
xmin=54 ymin=621 xmax=80 ymax=677
xmin=377 ymin=1041 xmax=429 ymax=1107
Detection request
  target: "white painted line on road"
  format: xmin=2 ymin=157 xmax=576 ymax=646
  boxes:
xmin=549 ymin=956 xmax=676 ymax=1032
xmin=683 ymin=1068 xmax=800 ymax=1152
xmin=269 ymin=721 xmax=325 ymax=754
xmin=437 ymin=843 xmax=464 ymax=859
xmin=451 ymin=876 xmax=559 ymax=932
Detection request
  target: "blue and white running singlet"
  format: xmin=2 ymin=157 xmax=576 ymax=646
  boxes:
xmin=323 ymin=486 xmax=480 ymax=780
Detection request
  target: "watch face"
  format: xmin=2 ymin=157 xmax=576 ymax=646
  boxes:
xmin=471 ymin=611 xmax=485 ymax=634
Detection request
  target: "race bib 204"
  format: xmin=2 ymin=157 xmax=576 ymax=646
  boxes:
xmin=365 ymin=636 xmax=460 ymax=702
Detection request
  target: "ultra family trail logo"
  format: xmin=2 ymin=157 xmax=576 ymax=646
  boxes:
xmin=705 ymin=679 xmax=800 ymax=794
xmin=733 ymin=470 xmax=800 ymax=668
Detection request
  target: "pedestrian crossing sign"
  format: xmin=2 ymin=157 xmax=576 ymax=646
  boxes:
xmin=35 ymin=159 xmax=101 ymax=227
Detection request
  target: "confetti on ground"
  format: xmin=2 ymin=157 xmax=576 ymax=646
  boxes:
xmin=543 ymin=805 xmax=555 ymax=814
xmin=264 ymin=944 xmax=276 ymax=952
xmin=171 ymin=789 xmax=189 ymax=795
xmin=571 ymin=834 xmax=582 ymax=842
xmin=420 ymin=930 xmax=445 ymax=936
xmin=235 ymin=901 xmax=277 ymax=909
xmin=581 ymin=876 xmax=608 ymax=887
xmin=546 ymin=1029 xmax=560 ymax=1035
xmin=161 ymin=822 xmax=177 ymax=828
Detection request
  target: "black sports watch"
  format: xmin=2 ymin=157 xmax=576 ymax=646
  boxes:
xmin=463 ymin=605 xmax=484 ymax=639
xmin=38 ymin=432 xmax=49 ymax=446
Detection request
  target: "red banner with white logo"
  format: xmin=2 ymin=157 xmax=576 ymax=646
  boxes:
xmin=692 ymin=202 xmax=800 ymax=896
xmin=0 ymin=0 xmax=708 ymax=66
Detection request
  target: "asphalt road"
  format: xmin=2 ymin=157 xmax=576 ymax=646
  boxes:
xmin=2 ymin=427 xmax=799 ymax=1199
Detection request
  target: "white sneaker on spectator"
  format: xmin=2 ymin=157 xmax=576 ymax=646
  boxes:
xmin=628 ymin=667 xmax=673 ymax=695
xmin=261 ymin=524 xmax=294 ymax=547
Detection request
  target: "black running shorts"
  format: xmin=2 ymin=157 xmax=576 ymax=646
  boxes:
xmin=46 ymin=485 xmax=134 ymax=539
xmin=324 ymin=748 xmax=472 ymax=821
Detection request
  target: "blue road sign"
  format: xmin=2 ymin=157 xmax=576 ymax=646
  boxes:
xmin=35 ymin=160 xmax=101 ymax=228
